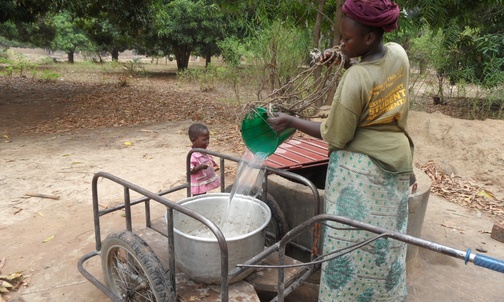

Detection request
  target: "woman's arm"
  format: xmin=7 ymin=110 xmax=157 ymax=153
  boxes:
xmin=268 ymin=112 xmax=322 ymax=139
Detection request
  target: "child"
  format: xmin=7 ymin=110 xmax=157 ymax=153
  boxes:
xmin=188 ymin=123 xmax=220 ymax=196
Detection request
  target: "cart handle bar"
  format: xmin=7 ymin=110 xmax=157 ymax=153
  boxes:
xmin=242 ymin=214 xmax=504 ymax=274
xmin=465 ymin=248 xmax=504 ymax=273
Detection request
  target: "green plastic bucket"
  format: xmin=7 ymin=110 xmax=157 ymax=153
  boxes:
xmin=241 ymin=107 xmax=296 ymax=157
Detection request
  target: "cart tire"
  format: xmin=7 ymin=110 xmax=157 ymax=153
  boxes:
xmin=262 ymin=193 xmax=289 ymax=246
xmin=101 ymin=231 xmax=174 ymax=302
xmin=225 ymin=185 xmax=289 ymax=246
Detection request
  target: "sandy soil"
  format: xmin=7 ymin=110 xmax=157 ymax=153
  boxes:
xmin=1 ymin=61 xmax=503 ymax=301
xmin=409 ymin=111 xmax=504 ymax=200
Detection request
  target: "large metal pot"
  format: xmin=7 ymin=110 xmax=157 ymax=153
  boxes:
xmin=173 ymin=193 xmax=271 ymax=284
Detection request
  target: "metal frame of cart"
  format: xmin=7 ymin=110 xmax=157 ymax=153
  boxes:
xmin=77 ymin=149 xmax=323 ymax=302
xmin=78 ymin=149 xmax=504 ymax=302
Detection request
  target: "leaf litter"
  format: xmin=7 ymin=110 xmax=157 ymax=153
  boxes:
xmin=420 ymin=160 xmax=504 ymax=224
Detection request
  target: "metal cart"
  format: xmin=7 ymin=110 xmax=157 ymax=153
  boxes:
xmin=78 ymin=149 xmax=504 ymax=302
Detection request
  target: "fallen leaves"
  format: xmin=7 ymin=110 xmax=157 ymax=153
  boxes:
xmin=421 ymin=97 xmax=502 ymax=121
xmin=419 ymin=161 xmax=504 ymax=223
xmin=0 ymin=76 xmax=243 ymax=140
xmin=1 ymin=76 xmax=248 ymax=158
xmin=0 ymin=271 xmax=28 ymax=296
xmin=477 ymin=189 xmax=496 ymax=200
xmin=34 ymin=81 xmax=240 ymax=136
xmin=42 ymin=235 xmax=55 ymax=243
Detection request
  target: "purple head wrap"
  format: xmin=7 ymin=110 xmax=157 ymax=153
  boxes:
xmin=342 ymin=0 xmax=400 ymax=32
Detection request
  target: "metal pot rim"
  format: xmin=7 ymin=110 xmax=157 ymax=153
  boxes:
xmin=173 ymin=193 xmax=271 ymax=242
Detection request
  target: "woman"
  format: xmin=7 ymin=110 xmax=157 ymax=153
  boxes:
xmin=267 ymin=0 xmax=414 ymax=300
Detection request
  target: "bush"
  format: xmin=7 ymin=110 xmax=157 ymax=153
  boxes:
xmin=37 ymin=70 xmax=60 ymax=82
xmin=177 ymin=65 xmax=222 ymax=92
xmin=0 ymin=52 xmax=38 ymax=77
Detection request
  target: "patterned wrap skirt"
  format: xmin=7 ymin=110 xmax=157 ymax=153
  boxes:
xmin=318 ymin=150 xmax=410 ymax=302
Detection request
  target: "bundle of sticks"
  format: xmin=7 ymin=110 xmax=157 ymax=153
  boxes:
xmin=244 ymin=46 xmax=346 ymax=119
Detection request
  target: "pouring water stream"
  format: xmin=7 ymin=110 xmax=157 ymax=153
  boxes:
xmin=220 ymin=150 xmax=268 ymax=234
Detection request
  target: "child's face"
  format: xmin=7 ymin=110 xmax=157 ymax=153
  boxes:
xmin=192 ymin=130 xmax=210 ymax=149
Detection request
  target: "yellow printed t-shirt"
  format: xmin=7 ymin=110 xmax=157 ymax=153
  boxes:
xmin=320 ymin=42 xmax=414 ymax=173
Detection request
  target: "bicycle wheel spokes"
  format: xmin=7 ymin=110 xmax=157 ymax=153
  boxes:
xmin=102 ymin=231 xmax=173 ymax=302
xmin=111 ymin=247 xmax=155 ymax=301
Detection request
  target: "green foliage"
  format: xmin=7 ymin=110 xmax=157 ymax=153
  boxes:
xmin=49 ymin=12 xmax=93 ymax=61
xmin=476 ymin=35 xmax=504 ymax=88
xmin=107 ymin=60 xmax=122 ymax=69
xmin=70 ymin=0 xmax=154 ymax=36
xmin=397 ymin=0 xmax=504 ymax=89
xmin=152 ymin=0 xmax=232 ymax=70
xmin=0 ymin=0 xmax=56 ymax=24
xmin=216 ymin=36 xmax=250 ymax=100
xmin=217 ymin=37 xmax=247 ymax=68
xmin=433 ymin=27 xmax=503 ymax=89
xmin=177 ymin=64 xmax=223 ymax=92
xmin=1 ymin=0 xmax=502 ymax=119
xmin=406 ymin=25 xmax=504 ymax=119
xmin=36 ymin=69 xmax=61 ymax=81
xmin=112 ymin=61 xmax=147 ymax=87
xmin=78 ymin=17 xmax=130 ymax=61
xmin=0 ymin=47 xmax=7 ymax=59
xmin=406 ymin=44 xmax=440 ymax=102
xmin=245 ymin=19 xmax=311 ymax=93
xmin=0 ymin=52 xmax=38 ymax=77
xmin=215 ymin=0 xmax=337 ymax=51
xmin=0 ymin=23 xmax=29 ymax=47
xmin=122 ymin=61 xmax=146 ymax=77
xmin=0 ymin=17 xmax=56 ymax=49
xmin=37 ymin=56 xmax=59 ymax=65
xmin=216 ymin=0 xmax=323 ymax=29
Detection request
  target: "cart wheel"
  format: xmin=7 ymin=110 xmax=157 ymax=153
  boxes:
xmin=262 ymin=193 xmax=289 ymax=246
xmin=101 ymin=231 xmax=174 ymax=302
xmin=225 ymin=185 xmax=289 ymax=246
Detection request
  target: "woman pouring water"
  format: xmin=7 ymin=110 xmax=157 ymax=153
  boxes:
xmin=267 ymin=0 xmax=414 ymax=300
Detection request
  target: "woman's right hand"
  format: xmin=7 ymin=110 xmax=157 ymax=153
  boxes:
xmin=268 ymin=112 xmax=323 ymax=139
xmin=267 ymin=112 xmax=293 ymax=133
xmin=321 ymin=49 xmax=355 ymax=69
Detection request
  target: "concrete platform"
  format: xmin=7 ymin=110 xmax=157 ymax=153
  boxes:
xmin=406 ymin=193 xmax=504 ymax=301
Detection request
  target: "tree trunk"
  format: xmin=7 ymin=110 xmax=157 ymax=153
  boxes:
xmin=324 ymin=0 xmax=344 ymax=106
xmin=66 ymin=45 xmax=77 ymax=64
xmin=313 ymin=0 xmax=326 ymax=107
xmin=205 ymin=49 xmax=212 ymax=68
xmin=67 ymin=52 xmax=74 ymax=64
xmin=184 ymin=51 xmax=191 ymax=69
xmin=174 ymin=45 xmax=192 ymax=71
xmin=333 ymin=0 xmax=344 ymax=46
xmin=174 ymin=49 xmax=182 ymax=71
xmin=111 ymin=48 xmax=119 ymax=61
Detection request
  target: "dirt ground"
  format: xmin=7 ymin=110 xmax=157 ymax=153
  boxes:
xmin=1 ymin=58 xmax=504 ymax=301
